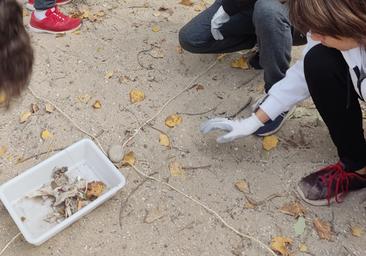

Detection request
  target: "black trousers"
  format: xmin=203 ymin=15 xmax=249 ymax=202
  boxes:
xmin=304 ymin=44 xmax=366 ymax=171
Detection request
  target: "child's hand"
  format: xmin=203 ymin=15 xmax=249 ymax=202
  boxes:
xmin=200 ymin=113 xmax=264 ymax=143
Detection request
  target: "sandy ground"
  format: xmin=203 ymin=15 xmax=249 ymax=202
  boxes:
xmin=1 ymin=0 xmax=366 ymax=255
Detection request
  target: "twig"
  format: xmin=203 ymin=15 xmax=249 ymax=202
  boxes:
xmin=177 ymin=103 xmax=220 ymax=116
xmin=181 ymin=165 xmax=211 ymax=170
xmin=45 ymin=138 xmax=56 ymax=160
xmin=122 ymin=161 xmax=276 ymax=256
xmin=228 ymin=97 xmax=252 ymax=119
xmin=137 ymin=46 xmax=154 ymax=70
xmin=124 ymin=107 xmax=145 ymax=132
xmin=92 ymin=129 xmax=105 ymax=141
xmin=19 ymin=147 xmax=66 ymax=163
xmin=149 ymin=125 xmax=167 ymax=135
xmin=0 ymin=232 xmax=21 ymax=255
xmin=177 ymin=221 xmax=195 ymax=232
xmin=244 ymin=193 xmax=288 ymax=206
xmin=225 ymin=201 xmax=241 ymax=218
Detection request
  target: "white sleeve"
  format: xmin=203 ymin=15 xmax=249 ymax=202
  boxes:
xmin=260 ymin=35 xmax=321 ymax=120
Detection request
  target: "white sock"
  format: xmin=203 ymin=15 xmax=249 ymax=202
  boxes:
xmin=34 ymin=10 xmax=47 ymax=20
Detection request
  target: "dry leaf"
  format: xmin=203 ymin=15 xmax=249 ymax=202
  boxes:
xmin=298 ymin=243 xmax=308 ymax=252
xmin=78 ymin=96 xmax=83 ymax=103
xmin=350 ymin=220 xmax=363 ymax=238
xmin=73 ymin=30 xmax=80 ymax=35
xmin=235 ymin=179 xmax=250 ymax=194
xmin=263 ymin=135 xmax=278 ymax=150
xmin=152 ymin=28 xmax=159 ymax=32
xmin=97 ymin=10 xmax=105 ymax=16
xmin=15 ymin=155 xmax=23 ymax=164
xmin=179 ymin=0 xmax=194 ymax=7
xmin=56 ymin=33 xmax=65 ymax=38
xmin=144 ymin=208 xmax=163 ymax=223
xmin=153 ymin=11 xmax=161 ymax=17
xmin=105 ymin=71 xmax=114 ymax=78
xmin=41 ymin=130 xmax=53 ymax=140
xmin=0 ymin=94 xmax=5 ymax=103
xmin=149 ymin=50 xmax=164 ymax=58
xmin=196 ymin=85 xmax=204 ymax=90
xmin=216 ymin=54 xmax=226 ymax=61
xmin=159 ymin=134 xmax=170 ymax=147
xmin=122 ymin=151 xmax=135 ymax=166
xmin=8 ymin=156 xmax=12 ymax=161
xmin=86 ymin=181 xmax=106 ymax=197
xmin=270 ymin=237 xmax=293 ymax=256
xmin=21 ymin=216 xmax=26 ymax=221
xmin=19 ymin=110 xmax=31 ymax=123
xmin=23 ymin=11 xmax=28 ymax=17
xmin=165 ymin=114 xmax=182 ymax=127
xmin=313 ymin=218 xmax=332 ymax=240
xmin=231 ymin=57 xmax=249 ymax=69
xmin=31 ymin=104 xmax=39 ymax=113
xmin=280 ymin=202 xmax=307 ymax=217
xmin=176 ymin=46 xmax=182 ymax=53
xmin=201 ymin=2 xmax=206 ymax=7
xmin=78 ymin=200 xmax=82 ymax=210
xmin=246 ymin=202 xmax=255 ymax=208
xmin=45 ymin=102 xmax=55 ymax=113
xmin=194 ymin=6 xmax=201 ymax=11
xmin=130 ymin=90 xmax=145 ymax=103
xmin=97 ymin=47 xmax=103 ymax=52
xmin=93 ymin=100 xmax=101 ymax=108
xmin=169 ymin=162 xmax=186 ymax=180
xmin=0 ymin=146 xmax=7 ymax=156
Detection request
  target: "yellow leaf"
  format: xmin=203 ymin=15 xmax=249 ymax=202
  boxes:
xmin=149 ymin=50 xmax=164 ymax=58
xmin=56 ymin=33 xmax=65 ymax=38
xmin=350 ymin=220 xmax=363 ymax=238
xmin=179 ymin=0 xmax=194 ymax=6
xmin=159 ymin=134 xmax=170 ymax=147
xmin=15 ymin=155 xmax=23 ymax=164
xmin=45 ymin=102 xmax=55 ymax=113
xmin=314 ymin=218 xmax=332 ymax=240
xmin=41 ymin=130 xmax=53 ymax=140
xmin=122 ymin=151 xmax=135 ymax=166
xmin=0 ymin=94 xmax=5 ymax=103
xmin=235 ymin=179 xmax=250 ymax=194
xmin=280 ymin=202 xmax=307 ymax=217
xmin=105 ymin=71 xmax=114 ymax=78
xmin=176 ymin=46 xmax=182 ymax=53
xmin=130 ymin=90 xmax=145 ymax=103
xmin=0 ymin=146 xmax=7 ymax=156
xmin=270 ymin=237 xmax=293 ymax=256
xmin=19 ymin=110 xmax=31 ymax=123
xmin=84 ymin=94 xmax=91 ymax=103
xmin=97 ymin=10 xmax=105 ymax=16
xmin=196 ymin=84 xmax=204 ymax=90
xmin=73 ymin=30 xmax=80 ymax=35
xmin=152 ymin=28 xmax=160 ymax=32
xmin=31 ymin=104 xmax=39 ymax=113
xmin=23 ymin=10 xmax=28 ymax=17
xmin=257 ymin=85 xmax=265 ymax=93
xmin=78 ymin=96 xmax=83 ymax=103
xmin=8 ymin=156 xmax=12 ymax=161
xmin=93 ymin=100 xmax=101 ymax=108
xmin=194 ymin=6 xmax=201 ymax=11
xmin=246 ymin=202 xmax=255 ymax=208
xmin=263 ymin=135 xmax=278 ymax=150
xmin=169 ymin=162 xmax=186 ymax=181
xmin=97 ymin=47 xmax=103 ymax=52
xmin=83 ymin=10 xmax=89 ymax=18
xmin=298 ymin=243 xmax=308 ymax=252
xmin=201 ymin=2 xmax=206 ymax=7
xmin=165 ymin=114 xmax=182 ymax=127
xmin=231 ymin=57 xmax=249 ymax=69
xmin=216 ymin=54 xmax=226 ymax=61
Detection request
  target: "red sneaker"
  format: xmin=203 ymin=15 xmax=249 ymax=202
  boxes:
xmin=26 ymin=0 xmax=71 ymax=11
xmin=29 ymin=6 xmax=81 ymax=34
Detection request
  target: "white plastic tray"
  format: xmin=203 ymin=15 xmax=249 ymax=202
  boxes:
xmin=0 ymin=139 xmax=126 ymax=245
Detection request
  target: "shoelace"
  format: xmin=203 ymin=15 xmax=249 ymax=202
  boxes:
xmin=48 ymin=6 xmax=67 ymax=22
xmin=317 ymin=161 xmax=363 ymax=203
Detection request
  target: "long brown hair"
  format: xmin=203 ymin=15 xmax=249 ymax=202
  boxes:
xmin=288 ymin=0 xmax=366 ymax=46
xmin=0 ymin=0 xmax=34 ymax=107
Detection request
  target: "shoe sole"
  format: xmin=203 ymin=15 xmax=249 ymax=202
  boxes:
xmin=255 ymin=105 xmax=297 ymax=137
xmin=296 ymin=185 xmax=342 ymax=206
xmin=26 ymin=0 xmax=71 ymax=11
xmin=28 ymin=23 xmax=81 ymax=34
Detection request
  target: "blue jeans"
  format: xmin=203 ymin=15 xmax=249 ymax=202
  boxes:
xmin=34 ymin=0 xmax=56 ymax=10
xmin=179 ymin=0 xmax=293 ymax=92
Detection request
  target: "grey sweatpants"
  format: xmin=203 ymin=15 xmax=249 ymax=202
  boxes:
xmin=178 ymin=0 xmax=292 ymax=92
xmin=34 ymin=0 xmax=56 ymax=10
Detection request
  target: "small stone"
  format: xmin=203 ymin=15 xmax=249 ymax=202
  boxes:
xmin=108 ymin=144 xmax=124 ymax=163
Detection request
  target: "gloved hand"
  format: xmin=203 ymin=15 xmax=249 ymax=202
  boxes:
xmin=200 ymin=113 xmax=264 ymax=143
xmin=211 ymin=6 xmax=230 ymax=40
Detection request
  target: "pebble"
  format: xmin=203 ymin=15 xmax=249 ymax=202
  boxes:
xmin=108 ymin=144 xmax=124 ymax=163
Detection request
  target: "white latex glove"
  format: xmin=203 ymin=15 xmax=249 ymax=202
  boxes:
xmin=200 ymin=113 xmax=264 ymax=143
xmin=211 ymin=6 xmax=230 ymax=40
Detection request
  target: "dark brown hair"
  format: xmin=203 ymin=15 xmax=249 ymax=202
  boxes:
xmin=288 ymin=0 xmax=366 ymax=46
xmin=0 ymin=0 xmax=34 ymax=106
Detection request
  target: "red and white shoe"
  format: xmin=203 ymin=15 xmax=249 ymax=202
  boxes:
xmin=26 ymin=0 xmax=71 ymax=11
xmin=29 ymin=6 xmax=81 ymax=34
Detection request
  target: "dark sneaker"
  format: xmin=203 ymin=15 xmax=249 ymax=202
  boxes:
xmin=297 ymin=161 xmax=366 ymax=206
xmin=249 ymin=52 xmax=263 ymax=70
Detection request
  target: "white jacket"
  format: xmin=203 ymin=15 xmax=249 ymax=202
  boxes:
xmin=260 ymin=34 xmax=366 ymax=120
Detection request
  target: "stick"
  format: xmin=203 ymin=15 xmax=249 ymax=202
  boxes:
xmin=0 ymin=232 xmax=21 ymax=255
xmin=244 ymin=193 xmax=288 ymax=206
xmin=45 ymin=138 xmax=56 ymax=160
xmin=19 ymin=147 xmax=66 ymax=163
xmin=228 ymin=97 xmax=252 ymax=119
xmin=181 ymin=165 xmax=211 ymax=170
xmin=177 ymin=103 xmax=220 ymax=116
